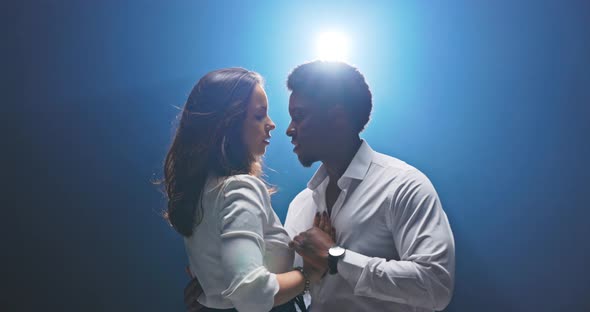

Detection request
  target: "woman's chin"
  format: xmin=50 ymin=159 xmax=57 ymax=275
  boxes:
xmin=254 ymin=148 xmax=266 ymax=158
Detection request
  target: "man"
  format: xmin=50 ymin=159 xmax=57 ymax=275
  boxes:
xmin=284 ymin=60 xmax=455 ymax=312
xmin=184 ymin=61 xmax=454 ymax=311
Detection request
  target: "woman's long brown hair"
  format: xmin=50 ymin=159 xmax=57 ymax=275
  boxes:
xmin=164 ymin=68 xmax=263 ymax=237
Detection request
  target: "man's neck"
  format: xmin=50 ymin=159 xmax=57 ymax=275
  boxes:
xmin=323 ymin=137 xmax=363 ymax=185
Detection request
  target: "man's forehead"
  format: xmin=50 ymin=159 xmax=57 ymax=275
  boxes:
xmin=289 ymin=92 xmax=311 ymax=109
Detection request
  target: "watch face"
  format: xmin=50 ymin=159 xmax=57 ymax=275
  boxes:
xmin=329 ymin=246 xmax=346 ymax=257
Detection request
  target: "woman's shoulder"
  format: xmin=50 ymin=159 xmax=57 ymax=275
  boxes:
xmin=221 ymin=174 xmax=268 ymax=193
xmin=217 ymin=174 xmax=272 ymax=221
xmin=205 ymin=173 xmax=265 ymax=192
xmin=209 ymin=174 xmax=270 ymax=208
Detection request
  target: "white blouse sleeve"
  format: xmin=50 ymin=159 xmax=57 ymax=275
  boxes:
xmin=218 ymin=175 xmax=278 ymax=312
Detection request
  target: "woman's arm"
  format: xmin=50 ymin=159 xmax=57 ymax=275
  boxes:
xmin=184 ymin=186 xmax=330 ymax=311
xmin=274 ymin=270 xmax=306 ymax=306
xmin=219 ymin=176 xmax=327 ymax=311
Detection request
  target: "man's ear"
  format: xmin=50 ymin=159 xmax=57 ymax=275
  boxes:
xmin=327 ymin=105 xmax=351 ymax=128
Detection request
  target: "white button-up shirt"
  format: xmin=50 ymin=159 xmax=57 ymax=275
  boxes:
xmin=185 ymin=174 xmax=294 ymax=312
xmin=284 ymin=141 xmax=455 ymax=312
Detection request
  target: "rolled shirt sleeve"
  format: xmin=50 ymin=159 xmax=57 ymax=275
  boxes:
xmin=218 ymin=176 xmax=279 ymax=312
xmin=337 ymin=171 xmax=455 ymax=311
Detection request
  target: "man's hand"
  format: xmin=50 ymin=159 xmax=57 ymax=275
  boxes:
xmin=289 ymin=212 xmax=336 ymax=272
xmin=315 ymin=211 xmax=336 ymax=241
xmin=184 ymin=266 xmax=204 ymax=312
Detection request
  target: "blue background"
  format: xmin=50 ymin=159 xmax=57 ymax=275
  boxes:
xmin=7 ymin=0 xmax=590 ymax=311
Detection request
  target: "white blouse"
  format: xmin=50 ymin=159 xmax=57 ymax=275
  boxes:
xmin=184 ymin=174 xmax=294 ymax=312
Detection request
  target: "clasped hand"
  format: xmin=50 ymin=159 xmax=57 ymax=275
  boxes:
xmin=289 ymin=211 xmax=336 ymax=282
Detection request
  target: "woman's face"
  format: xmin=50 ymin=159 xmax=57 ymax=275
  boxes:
xmin=242 ymin=84 xmax=275 ymax=157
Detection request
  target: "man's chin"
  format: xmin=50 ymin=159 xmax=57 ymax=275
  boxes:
xmin=298 ymin=155 xmax=316 ymax=168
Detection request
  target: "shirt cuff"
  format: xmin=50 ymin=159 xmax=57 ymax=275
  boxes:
xmin=337 ymin=249 xmax=371 ymax=290
xmin=222 ymin=268 xmax=278 ymax=312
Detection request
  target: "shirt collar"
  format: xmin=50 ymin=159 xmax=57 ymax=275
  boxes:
xmin=307 ymin=140 xmax=374 ymax=190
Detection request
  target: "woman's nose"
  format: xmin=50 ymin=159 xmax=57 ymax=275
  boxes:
xmin=267 ymin=118 xmax=276 ymax=131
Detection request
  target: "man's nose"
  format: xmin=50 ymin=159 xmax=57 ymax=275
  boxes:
xmin=286 ymin=122 xmax=295 ymax=137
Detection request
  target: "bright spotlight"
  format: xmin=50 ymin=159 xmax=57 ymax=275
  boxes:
xmin=316 ymin=31 xmax=349 ymax=61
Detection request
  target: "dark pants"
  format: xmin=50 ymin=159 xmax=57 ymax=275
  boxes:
xmin=200 ymin=295 xmax=306 ymax=312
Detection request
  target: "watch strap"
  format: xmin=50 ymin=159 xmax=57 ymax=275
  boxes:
xmin=328 ymin=252 xmax=339 ymax=274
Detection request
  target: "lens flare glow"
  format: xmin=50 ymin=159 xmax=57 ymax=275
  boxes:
xmin=316 ymin=31 xmax=349 ymax=61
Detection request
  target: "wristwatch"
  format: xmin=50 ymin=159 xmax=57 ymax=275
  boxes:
xmin=328 ymin=246 xmax=346 ymax=275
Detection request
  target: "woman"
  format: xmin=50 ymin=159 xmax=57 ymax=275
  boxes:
xmin=163 ymin=68 xmax=327 ymax=312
